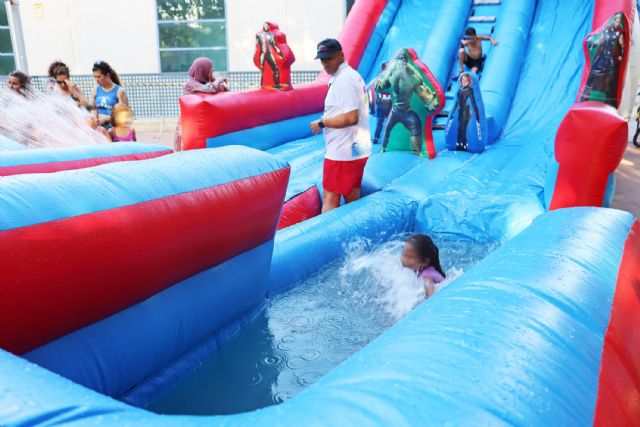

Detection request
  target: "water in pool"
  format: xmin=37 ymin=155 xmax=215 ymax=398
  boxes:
xmin=148 ymin=236 xmax=495 ymax=415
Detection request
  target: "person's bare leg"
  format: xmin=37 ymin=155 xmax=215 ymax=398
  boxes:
xmin=344 ymin=187 xmax=361 ymax=204
xmin=471 ymin=66 xmax=479 ymax=74
xmin=457 ymin=48 xmax=466 ymax=73
xmin=322 ymin=189 xmax=341 ymax=213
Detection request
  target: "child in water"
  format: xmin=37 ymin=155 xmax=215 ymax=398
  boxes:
xmin=401 ymin=234 xmax=446 ymax=298
xmin=109 ymin=103 xmax=137 ymax=142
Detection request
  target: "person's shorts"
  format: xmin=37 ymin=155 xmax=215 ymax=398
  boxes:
xmin=323 ymin=157 xmax=369 ymax=196
xmin=464 ymin=54 xmax=485 ymax=71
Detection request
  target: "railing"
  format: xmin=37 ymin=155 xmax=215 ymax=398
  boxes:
xmin=0 ymin=71 xmax=319 ymax=119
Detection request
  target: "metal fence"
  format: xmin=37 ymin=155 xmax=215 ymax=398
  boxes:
xmin=1 ymin=71 xmax=319 ymax=119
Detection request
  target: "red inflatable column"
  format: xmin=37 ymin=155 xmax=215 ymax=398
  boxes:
xmin=254 ymin=22 xmax=296 ymax=90
xmin=550 ymin=2 xmax=635 ymax=209
xmin=549 ymin=102 xmax=627 ymax=210
xmin=593 ymin=221 xmax=640 ymax=426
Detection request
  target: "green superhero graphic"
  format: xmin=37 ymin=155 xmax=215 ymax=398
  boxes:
xmin=375 ymin=49 xmax=439 ymax=155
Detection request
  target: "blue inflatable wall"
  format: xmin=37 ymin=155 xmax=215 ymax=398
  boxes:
xmin=0 ymin=208 xmax=634 ymax=426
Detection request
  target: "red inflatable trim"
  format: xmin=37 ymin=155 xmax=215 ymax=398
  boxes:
xmin=593 ymin=221 xmax=640 ymax=426
xmin=407 ymin=48 xmax=445 ymax=159
xmin=277 ymin=186 xmax=320 ymax=230
xmin=424 ymin=117 xmax=436 ymax=159
xmin=181 ymin=83 xmax=327 ymax=151
xmin=339 ymin=0 xmax=388 ymax=69
xmin=549 ymin=102 xmax=627 ymax=210
xmin=180 ymin=0 xmax=389 ymax=150
xmin=0 ymin=167 xmax=290 ymax=354
xmin=0 ymin=150 xmax=173 ymax=177
xmin=576 ymin=0 xmax=635 ymax=107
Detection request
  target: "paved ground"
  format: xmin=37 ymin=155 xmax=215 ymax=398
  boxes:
xmin=136 ymin=119 xmax=176 ymax=149
xmin=137 ymin=118 xmax=640 ymax=219
xmin=612 ymin=122 xmax=640 ymax=218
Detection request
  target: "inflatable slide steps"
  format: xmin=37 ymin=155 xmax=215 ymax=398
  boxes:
xmin=415 ymin=0 xmax=593 ymax=243
xmin=433 ymin=0 xmax=502 ymax=130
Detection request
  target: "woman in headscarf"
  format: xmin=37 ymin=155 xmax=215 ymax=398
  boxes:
xmin=175 ymin=57 xmax=229 ymax=150
xmin=183 ymin=57 xmax=229 ymax=95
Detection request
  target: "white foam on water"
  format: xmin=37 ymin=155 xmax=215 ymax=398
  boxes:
xmin=0 ymin=89 xmax=107 ymax=148
xmin=340 ymin=239 xmax=424 ymax=321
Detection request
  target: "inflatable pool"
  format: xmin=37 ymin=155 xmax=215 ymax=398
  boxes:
xmin=1 ymin=0 xmax=639 ymax=425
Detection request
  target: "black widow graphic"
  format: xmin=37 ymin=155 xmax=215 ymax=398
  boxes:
xmin=447 ymin=72 xmax=480 ymax=151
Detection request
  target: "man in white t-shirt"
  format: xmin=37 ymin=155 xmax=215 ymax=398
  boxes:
xmin=310 ymin=38 xmax=372 ymax=213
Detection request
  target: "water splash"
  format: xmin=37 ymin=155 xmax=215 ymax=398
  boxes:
xmin=340 ymin=239 xmax=424 ymax=321
xmin=0 ymin=89 xmax=108 ymax=148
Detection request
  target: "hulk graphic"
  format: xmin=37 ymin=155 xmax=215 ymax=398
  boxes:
xmin=376 ymin=49 xmax=438 ymax=155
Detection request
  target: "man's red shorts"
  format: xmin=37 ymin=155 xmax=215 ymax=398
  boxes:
xmin=323 ymin=157 xmax=369 ymax=196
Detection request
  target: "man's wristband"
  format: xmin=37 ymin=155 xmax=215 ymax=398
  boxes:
xmin=319 ymin=120 xmax=325 ymax=129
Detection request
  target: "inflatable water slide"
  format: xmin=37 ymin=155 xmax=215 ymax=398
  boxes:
xmin=1 ymin=0 xmax=639 ymax=425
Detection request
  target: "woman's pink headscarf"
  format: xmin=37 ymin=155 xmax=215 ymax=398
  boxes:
xmin=189 ymin=57 xmax=213 ymax=83
xmin=184 ymin=57 xmax=213 ymax=95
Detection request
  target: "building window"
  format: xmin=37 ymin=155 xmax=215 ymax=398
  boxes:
xmin=157 ymin=0 xmax=227 ymax=72
xmin=0 ymin=2 xmax=15 ymax=75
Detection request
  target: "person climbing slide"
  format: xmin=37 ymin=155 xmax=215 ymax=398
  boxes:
xmin=453 ymin=27 xmax=499 ymax=80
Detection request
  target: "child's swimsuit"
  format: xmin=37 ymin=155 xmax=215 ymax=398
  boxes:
xmin=464 ymin=55 xmax=484 ymax=71
xmin=418 ymin=266 xmax=445 ymax=283
xmin=110 ymin=129 xmax=136 ymax=142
